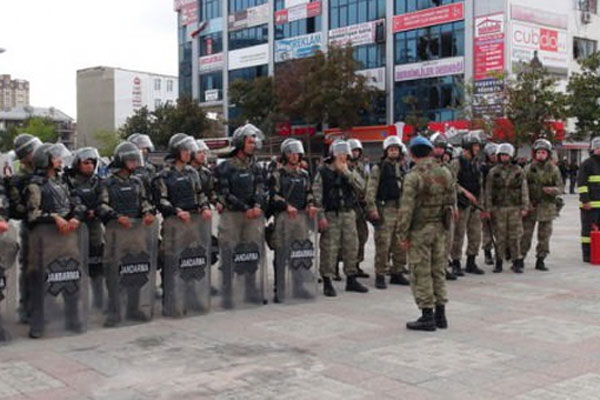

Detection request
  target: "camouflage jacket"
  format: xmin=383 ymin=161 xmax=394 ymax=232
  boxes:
xmin=524 ymin=160 xmax=563 ymax=221
xmin=484 ymin=163 xmax=529 ymax=211
xmin=398 ymin=157 xmax=455 ymax=241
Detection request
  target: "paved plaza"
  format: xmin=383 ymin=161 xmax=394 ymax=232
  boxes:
xmin=1 ymin=195 xmax=599 ymax=399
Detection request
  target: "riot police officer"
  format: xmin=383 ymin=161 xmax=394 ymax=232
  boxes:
xmin=269 ymin=139 xmax=318 ymax=302
xmin=347 ymin=139 xmax=370 ymax=278
xmin=0 ymin=179 xmax=19 ymax=341
xmin=128 ymin=133 xmax=159 ymax=200
xmin=366 ymin=136 xmax=410 ymax=289
xmin=450 ymin=132 xmax=485 ymax=275
xmin=191 ymin=139 xmax=217 ymax=205
xmin=7 ymin=133 xmax=41 ymax=322
xmin=215 ymin=124 xmax=267 ymax=308
xmin=98 ymin=142 xmax=156 ymax=327
xmin=67 ymin=147 xmax=105 ymax=309
xmin=25 ymin=143 xmax=84 ymax=338
xmin=313 ymin=140 xmax=369 ymax=297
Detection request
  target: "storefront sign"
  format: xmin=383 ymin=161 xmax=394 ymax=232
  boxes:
xmin=198 ymin=53 xmax=224 ymax=73
xmin=329 ymin=19 xmax=384 ymax=47
xmin=228 ymin=44 xmax=269 ymax=70
xmin=275 ymin=1 xmax=322 ymax=25
xmin=204 ymin=89 xmax=219 ymax=102
xmin=393 ymin=3 xmax=464 ymax=33
xmin=228 ymin=3 xmax=270 ymax=32
xmin=511 ymin=22 xmax=568 ymax=70
xmin=394 ymin=56 xmax=464 ymax=82
xmin=511 ymin=4 xmax=568 ymax=29
xmin=275 ymin=32 xmax=322 ymax=62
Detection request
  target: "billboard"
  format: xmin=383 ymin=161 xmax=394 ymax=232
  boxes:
xmin=275 ymin=32 xmax=322 ymax=63
xmin=393 ymin=3 xmax=464 ymax=33
xmin=394 ymin=56 xmax=465 ymax=82
xmin=511 ymin=21 xmax=568 ymax=71
xmin=329 ymin=19 xmax=384 ymax=47
xmin=198 ymin=53 xmax=224 ymax=73
xmin=357 ymin=67 xmax=386 ymax=91
xmin=275 ymin=1 xmax=322 ymax=25
xmin=228 ymin=3 xmax=270 ymax=32
xmin=229 ymin=44 xmax=269 ymax=70
xmin=511 ymin=4 xmax=568 ymax=29
xmin=474 ymin=14 xmax=505 ymax=80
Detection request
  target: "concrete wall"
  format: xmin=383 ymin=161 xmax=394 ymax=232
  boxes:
xmin=76 ymin=67 xmax=115 ymax=148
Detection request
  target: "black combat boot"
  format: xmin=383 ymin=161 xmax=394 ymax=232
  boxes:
xmin=535 ymin=257 xmax=548 ymax=271
xmin=390 ymin=273 xmax=410 ymax=286
xmin=493 ymin=259 xmax=503 ymax=273
xmin=484 ymin=249 xmax=494 ymax=265
xmin=434 ymin=305 xmax=448 ymax=329
xmin=511 ymin=259 xmax=524 ymax=274
xmin=346 ymin=275 xmax=369 ymax=293
xmin=356 ymin=264 xmax=370 ymax=278
xmin=445 ymin=268 xmax=457 ymax=281
xmin=323 ymin=277 xmax=337 ymax=297
xmin=465 ymin=255 xmax=485 ymax=275
xmin=375 ymin=274 xmax=387 ymax=289
xmin=451 ymin=259 xmax=464 ymax=277
xmin=406 ymin=308 xmax=436 ymax=331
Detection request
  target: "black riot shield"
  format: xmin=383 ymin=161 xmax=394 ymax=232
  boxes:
xmin=28 ymin=223 xmax=89 ymax=338
xmin=162 ymin=214 xmax=212 ymax=317
xmin=217 ymin=211 xmax=266 ymax=309
xmin=0 ymin=224 xmax=19 ymax=342
xmin=274 ymin=211 xmax=318 ymax=304
xmin=104 ymin=219 xmax=158 ymax=327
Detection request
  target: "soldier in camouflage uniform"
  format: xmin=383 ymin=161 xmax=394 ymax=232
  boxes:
xmin=483 ymin=143 xmax=529 ymax=274
xmin=347 ymin=139 xmax=370 ymax=279
xmin=521 ymin=139 xmax=563 ymax=271
xmin=366 ymin=136 xmax=410 ymax=289
xmin=313 ymin=140 xmax=369 ymax=297
xmin=430 ymin=133 xmax=458 ymax=281
xmin=450 ymin=132 xmax=485 ymax=275
xmin=7 ymin=133 xmax=42 ymax=322
xmin=481 ymin=143 xmax=499 ymax=266
xmin=399 ymin=136 xmax=455 ymax=331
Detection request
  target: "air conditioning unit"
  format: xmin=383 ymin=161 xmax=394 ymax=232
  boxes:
xmin=582 ymin=11 xmax=592 ymax=24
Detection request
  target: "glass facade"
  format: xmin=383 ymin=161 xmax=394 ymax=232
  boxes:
xmin=178 ymin=20 xmax=192 ymax=97
xmin=394 ymin=75 xmax=462 ymax=122
xmin=229 ymin=26 xmax=269 ymax=50
xmin=200 ymin=0 xmax=221 ymax=20
xmin=329 ymin=0 xmax=386 ymax=29
xmin=200 ymin=33 xmax=223 ymax=56
xmin=394 ymin=21 xmax=464 ymax=65
xmin=200 ymin=72 xmax=223 ymax=102
xmin=229 ymin=0 xmax=268 ymax=13
xmin=395 ymin=0 xmax=461 ymax=14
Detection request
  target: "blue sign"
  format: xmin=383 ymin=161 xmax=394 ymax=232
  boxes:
xmin=274 ymin=32 xmax=322 ymax=63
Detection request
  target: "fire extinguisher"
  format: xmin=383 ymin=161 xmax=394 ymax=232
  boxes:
xmin=591 ymin=224 xmax=600 ymax=265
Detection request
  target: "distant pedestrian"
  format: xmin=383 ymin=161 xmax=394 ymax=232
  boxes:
xmin=569 ymin=161 xmax=579 ymax=194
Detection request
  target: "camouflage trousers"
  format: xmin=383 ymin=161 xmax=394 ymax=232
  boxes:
xmin=87 ymin=220 xmax=105 ymax=278
xmin=482 ymin=217 xmax=494 ymax=252
xmin=521 ymin=214 xmax=553 ymax=259
xmin=492 ymin=207 xmax=523 ymax=262
xmin=320 ymin=210 xmax=358 ymax=278
xmin=356 ymin=210 xmax=369 ymax=264
xmin=373 ymin=204 xmax=406 ymax=275
xmin=445 ymin=219 xmax=454 ymax=260
xmin=451 ymin=205 xmax=481 ymax=260
xmin=408 ymin=222 xmax=447 ymax=309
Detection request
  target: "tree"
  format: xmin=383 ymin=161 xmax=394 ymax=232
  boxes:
xmin=228 ymin=76 xmax=280 ymax=135
xmin=505 ymin=58 xmax=568 ymax=146
xmin=17 ymin=117 xmax=58 ymax=143
xmin=567 ymin=52 xmax=600 ymax=140
xmin=274 ymin=44 xmax=380 ymax=131
xmin=93 ymin=130 xmax=120 ymax=157
xmin=119 ymin=96 xmax=210 ymax=149
xmin=402 ymin=95 xmax=430 ymax=133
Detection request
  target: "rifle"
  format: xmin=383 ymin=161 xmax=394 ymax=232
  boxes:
xmin=467 ymin=200 xmax=498 ymax=258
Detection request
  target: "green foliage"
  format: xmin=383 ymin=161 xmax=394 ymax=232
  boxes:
xmin=402 ymin=95 xmax=429 ymax=133
xmin=567 ymin=52 xmax=600 ymax=141
xmin=0 ymin=125 xmax=19 ymax=152
xmin=119 ymin=96 xmax=209 ymax=149
xmin=229 ymin=76 xmax=280 ymax=136
xmin=505 ymin=59 xmax=568 ymax=146
xmin=93 ymin=130 xmax=121 ymax=157
xmin=18 ymin=117 xmax=58 ymax=143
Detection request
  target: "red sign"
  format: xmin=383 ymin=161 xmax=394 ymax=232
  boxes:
xmin=276 ymin=122 xmax=316 ymax=137
xmin=474 ymin=14 xmax=505 ymax=81
xmin=393 ymin=3 xmax=464 ymax=33
xmin=540 ymin=28 xmax=558 ymax=52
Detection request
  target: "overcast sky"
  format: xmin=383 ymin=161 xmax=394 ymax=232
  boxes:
xmin=0 ymin=0 xmax=178 ymax=119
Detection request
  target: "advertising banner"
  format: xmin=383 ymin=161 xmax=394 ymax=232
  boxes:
xmin=474 ymin=14 xmax=505 ymax=80
xmin=329 ymin=19 xmax=384 ymax=47
xmin=511 ymin=4 xmax=568 ymax=29
xmin=393 ymin=3 xmax=464 ymax=33
xmin=511 ymin=21 xmax=568 ymax=70
xmin=199 ymin=53 xmax=224 ymax=73
xmin=394 ymin=56 xmax=464 ymax=82
xmin=228 ymin=3 xmax=270 ymax=32
xmin=229 ymin=44 xmax=269 ymax=70
xmin=275 ymin=32 xmax=322 ymax=62
xmin=357 ymin=67 xmax=386 ymax=91
xmin=275 ymin=1 xmax=322 ymax=25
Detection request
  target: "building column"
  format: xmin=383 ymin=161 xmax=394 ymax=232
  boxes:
xmin=222 ymin=0 xmax=230 ymax=126
xmin=268 ymin=0 xmax=275 ymax=76
xmin=192 ymin=22 xmax=200 ymax=99
xmin=322 ymin=0 xmax=329 ymax=53
xmin=386 ymin=0 xmax=395 ymax=125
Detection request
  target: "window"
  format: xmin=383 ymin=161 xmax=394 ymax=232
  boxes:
xmin=167 ymin=80 xmax=174 ymax=92
xmin=353 ymin=43 xmax=385 ymax=69
xmin=200 ymin=32 xmax=223 ymax=56
xmin=154 ymin=99 xmax=162 ymax=109
xmin=229 ymin=25 xmax=268 ymax=50
xmin=275 ymin=16 xmax=322 ymax=40
xmin=330 ymin=0 xmax=385 ymax=29
xmin=154 ymin=79 xmax=161 ymax=91
xmin=229 ymin=0 xmax=267 ymax=13
xmin=574 ymin=37 xmax=597 ymax=60
xmin=394 ymin=75 xmax=463 ymax=123
xmin=200 ymin=0 xmax=221 ymax=20
xmin=394 ymin=21 xmax=464 ymax=64
xmin=200 ymin=71 xmax=223 ymax=102
xmin=576 ymin=0 xmax=598 ymax=14
xmin=229 ymin=65 xmax=268 ymax=83
xmin=395 ymin=0 xmax=461 ymax=14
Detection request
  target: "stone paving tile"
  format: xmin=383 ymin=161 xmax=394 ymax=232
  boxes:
xmin=516 ymin=373 xmax=600 ymax=400
xmin=489 ymin=315 xmax=600 ymax=344
xmin=0 ymin=362 xmax=63 ymax=398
